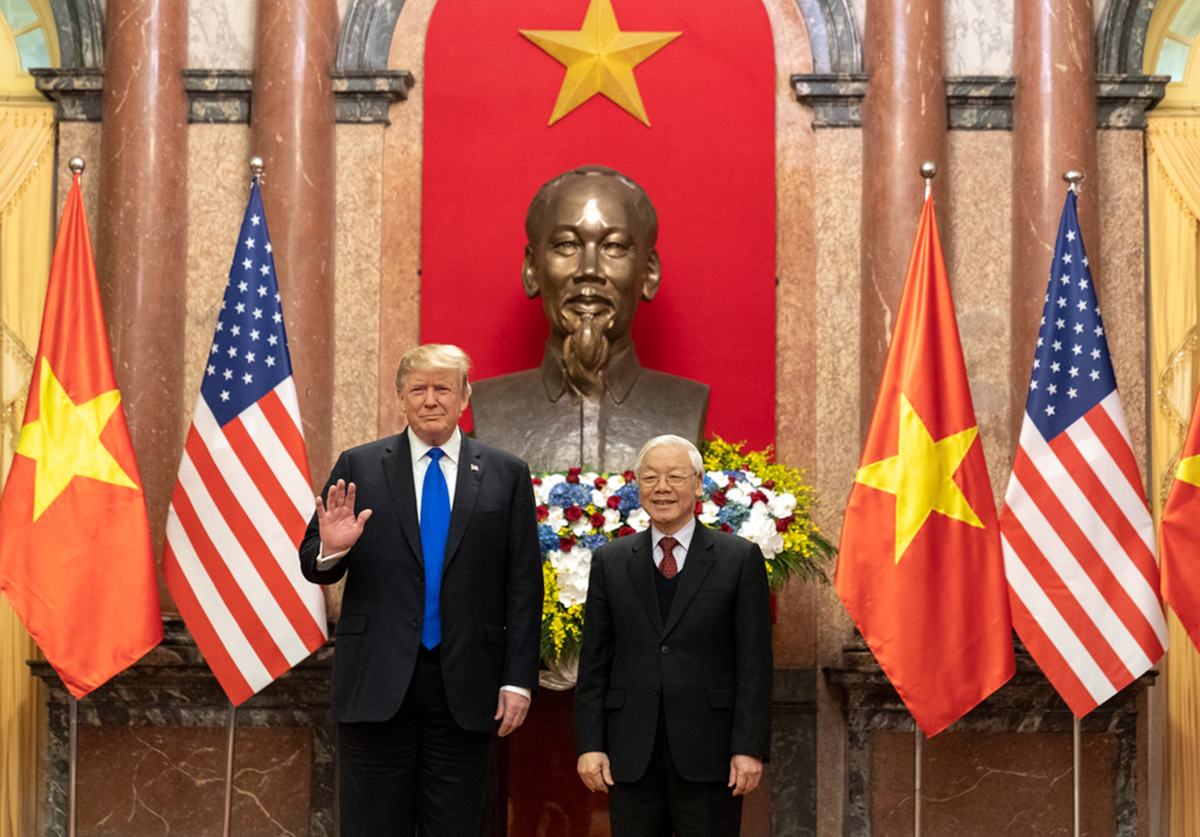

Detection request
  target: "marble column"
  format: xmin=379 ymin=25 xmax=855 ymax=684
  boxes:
xmin=1011 ymin=0 xmax=1097 ymax=439
xmin=251 ymin=0 xmax=338 ymax=486
xmin=859 ymin=0 xmax=948 ymax=437
xmin=95 ymin=0 xmax=188 ymax=605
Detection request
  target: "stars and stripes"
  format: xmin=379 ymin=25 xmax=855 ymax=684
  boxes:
xmin=999 ymin=189 xmax=1167 ymax=717
xmin=163 ymin=179 xmax=327 ymax=705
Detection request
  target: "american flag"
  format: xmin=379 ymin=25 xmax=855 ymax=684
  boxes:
xmin=999 ymin=189 xmax=1167 ymax=717
xmin=163 ymin=179 xmax=327 ymax=705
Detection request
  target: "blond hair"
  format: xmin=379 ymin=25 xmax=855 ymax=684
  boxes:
xmin=395 ymin=344 xmax=472 ymax=395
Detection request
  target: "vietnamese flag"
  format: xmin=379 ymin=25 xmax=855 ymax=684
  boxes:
xmin=836 ymin=195 xmax=1014 ymax=735
xmin=1161 ymin=385 xmax=1200 ymax=653
xmin=0 ymin=167 xmax=161 ymax=698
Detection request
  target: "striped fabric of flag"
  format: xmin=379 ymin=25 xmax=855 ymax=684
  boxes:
xmin=999 ymin=189 xmax=1168 ymax=717
xmin=163 ymin=178 xmax=327 ymax=705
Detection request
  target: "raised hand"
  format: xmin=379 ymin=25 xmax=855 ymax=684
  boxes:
xmin=315 ymin=479 xmax=372 ymax=554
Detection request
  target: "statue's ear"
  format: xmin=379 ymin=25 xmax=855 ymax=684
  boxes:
xmin=642 ymin=250 xmax=661 ymax=302
xmin=522 ymin=245 xmax=541 ymax=299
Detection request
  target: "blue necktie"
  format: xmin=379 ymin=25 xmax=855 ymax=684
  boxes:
xmin=421 ymin=447 xmax=451 ymax=649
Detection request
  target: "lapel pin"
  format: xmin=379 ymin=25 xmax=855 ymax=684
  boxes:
xmin=471 ymin=464 xmax=479 ymax=472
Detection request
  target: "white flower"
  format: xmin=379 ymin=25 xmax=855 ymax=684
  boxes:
xmin=726 ymin=483 xmax=753 ymax=505
xmin=602 ymin=508 xmax=623 ymax=532
xmin=550 ymin=546 xmax=593 ymax=606
xmin=768 ymin=491 xmax=797 ymax=518
xmin=569 ymin=515 xmax=590 ymax=535
xmin=698 ymin=501 xmax=720 ymax=525
xmin=606 ymin=475 xmax=627 ymax=491
xmin=545 ymin=507 xmax=567 ymax=532
xmin=737 ymin=515 xmax=784 ymax=559
xmin=536 ymin=473 xmax=566 ymax=504
xmin=626 ymin=508 xmax=651 ymax=531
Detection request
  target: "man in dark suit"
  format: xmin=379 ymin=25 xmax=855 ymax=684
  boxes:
xmin=299 ymin=344 xmax=542 ymax=837
xmin=574 ymin=435 xmax=773 ymax=837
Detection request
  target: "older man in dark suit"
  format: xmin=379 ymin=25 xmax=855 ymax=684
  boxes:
xmin=300 ymin=344 xmax=542 ymax=837
xmin=574 ymin=434 xmax=774 ymax=837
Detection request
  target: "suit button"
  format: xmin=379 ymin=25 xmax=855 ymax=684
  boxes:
xmin=661 ymin=646 xmax=669 ymax=655
xmin=411 ymin=618 xmax=419 ymax=627
xmin=652 ymin=687 xmax=660 ymax=696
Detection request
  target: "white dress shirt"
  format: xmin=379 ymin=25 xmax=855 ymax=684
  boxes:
xmin=651 ymin=516 xmax=697 ymax=573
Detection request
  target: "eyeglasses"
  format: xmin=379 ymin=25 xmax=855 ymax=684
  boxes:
xmin=639 ymin=473 xmax=696 ymax=488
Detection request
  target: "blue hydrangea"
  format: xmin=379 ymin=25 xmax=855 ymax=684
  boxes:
xmin=548 ymin=481 xmax=594 ymax=509
xmin=702 ymin=475 xmax=721 ymax=495
xmin=612 ymin=483 xmax=641 ymax=512
xmin=582 ymin=532 xmax=610 ymax=552
xmin=538 ymin=524 xmax=561 ymax=558
xmin=716 ymin=502 xmax=749 ymax=529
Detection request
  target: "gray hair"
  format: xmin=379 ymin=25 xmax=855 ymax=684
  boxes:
xmin=395 ymin=344 xmax=472 ymax=396
xmin=633 ymin=435 xmax=703 ymax=477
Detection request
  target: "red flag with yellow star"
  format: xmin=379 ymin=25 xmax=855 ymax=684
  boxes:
xmin=836 ymin=195 xmax=1014 ymax=735
xmin=0 ymin=169 xmax=161 ymax=698
xmin=1161 ymin=385 xmax=1200 ymax=653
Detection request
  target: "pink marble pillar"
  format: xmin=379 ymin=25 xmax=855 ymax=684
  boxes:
xmin=859 ymin=0 xmax=948 ymax=439
xmin=1011 ymin=0 xmax=1097 ymax=439
xmin=251 ymin=0 xmax=338 ymax=486
xmin=95 ymin=0 xmax=188 ymax=606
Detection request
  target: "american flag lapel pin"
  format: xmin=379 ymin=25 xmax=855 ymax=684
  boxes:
xmin=471 ymin=464 xmax=479 ymax=472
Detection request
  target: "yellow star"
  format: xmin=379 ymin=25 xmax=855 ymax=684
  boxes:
xmin=16 ymin=358 xmax=138 ymax=521
xmin=855 ymin=394 xmax=985 ymax=563
xmin=520 ymin=0 xmax=680 ymax=126
xmin=1177 ymin=454 xmax=1200 ymax=487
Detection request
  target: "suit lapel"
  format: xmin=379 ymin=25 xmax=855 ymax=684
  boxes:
xmin=626 ymin=530 xmax=664 ymax=635
xmin=443 ymin=432 xmax=482 ymax=569
xmin=383 ymin=431 xmax=423 ymax=561
xmin=662 ymin=522 xmax=716 ymax=637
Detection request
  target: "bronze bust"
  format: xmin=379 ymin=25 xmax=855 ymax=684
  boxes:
xmin=471 ymin=166 xmax=709 ymax=472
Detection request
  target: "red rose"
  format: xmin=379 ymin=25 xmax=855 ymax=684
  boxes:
xmin=594 ymin=477 xmax=607 ymax=490
xmin=564 ymin=506 xmax=583 ymax=521
xmin=726 ymin=476 xmax=737 ymax=488
xmin=720 ymin=523 xmax=733 ymax=533
xmin=712 ymin=491 xmax=728 ymax=507
xmin=694 ymin=500 xmax=704 ymax=516
xmin=750 ymin=491 xmax=767 ymax=505
xmin=775 ymin=517 xmax=791 ymax=533
xmin=536 ymin=505 xmax=549 ymax=521
xmin=590 ymin=512 xmax=607 ymax=528
xmin=763 ymin=479 xmax=775 ymax=489
xmin=567 ymin=467 xmax=582 ymax=483
xmin=532 ymin=476 xmax=543 ymax=486
xmin=559 ymin=535 xmax=576 ymax=551
xmin=623 ymin=470 xmax=636 ymax=482
xmin=618 ymin=526 xmax=637 ymax=537
xmin=607 ymin=495 xmax=622 ymax=510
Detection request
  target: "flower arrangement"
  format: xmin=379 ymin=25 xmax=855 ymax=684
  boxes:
xmin=536 ymin=438 xmax=835 ymax=670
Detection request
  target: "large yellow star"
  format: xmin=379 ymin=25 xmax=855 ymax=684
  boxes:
xmin=520 ymin=0 xmax=681 ymax=126
xmin=855 ymin=394 xmax=985 ymax=563
xmin=16 ymin=358 xmax=137 ymax=521
xmin=1177 ymin=454 xmax=1200 ymax=487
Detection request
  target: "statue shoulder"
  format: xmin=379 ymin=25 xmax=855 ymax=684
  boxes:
xmin=471 ymin=368 xmax=546 ymax=403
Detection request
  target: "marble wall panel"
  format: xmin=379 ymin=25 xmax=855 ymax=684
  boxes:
xmin=870 ymin=730 xmax=1116 ymax=837
xmin=378 ymin=0 xmax=435 ymax=437
xmin=185 ymin=123 xmax=253 ymax=445
xmin=54 ymin=123 xmax=102 ymax=245
xmin=946 ymin=131 xmax=1013 ymax=504
xmin=812 ymin=126 xmax=863 ymax=837
xmin=188 ymin=0 xmax=256 ymax=70
xmin=1097 ymin=130 xmax=1149 ymax=489
xmin=945 ymin=0 xmax=1013 ymax=76
xmin=333 ymin=123 xmax=384 ymax=456
xmin=75 ymin=726 xmax=311 ymax=837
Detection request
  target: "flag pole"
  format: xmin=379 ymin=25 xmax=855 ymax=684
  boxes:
xmin=222 ymin=702 xmax=237 ymax=837
xmin=1073 ymin=715 xmax=1081 ymax=837
xmin=912 ymin=154 xmax=940 ymax=834
xmin=914 ymin=724 xmax=923 ymax=837
xmin=68 ymin=694 xmax=77 ymax=837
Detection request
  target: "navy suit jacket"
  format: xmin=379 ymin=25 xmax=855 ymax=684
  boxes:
xmin=299 ymin=430 xmax=542 ymax=732
xmin=574 ymin=524 xmax=773 ymax=783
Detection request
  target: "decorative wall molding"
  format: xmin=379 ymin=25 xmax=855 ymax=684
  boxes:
xmin=46 ymin=0 xmax=104 ymax=68
xmin=791 ymin=0 xmax=863 ymax=74
xmin=1097 ymin=73 xmax=1170 ymax=128
xmin=946 ymin=76 xmax=1017 ymax=129
xmin=30 ymin=68 xmax=103 ymax=122
xmin=182 ymin=70 xmax=253 ymax=123
xmin=790 ymin=73 xmax=869 ymax=127
xmin=331 ymin=70 xmax=416 ymax=124
xmin=1097 ymin=0 xmax=1158 ymax=75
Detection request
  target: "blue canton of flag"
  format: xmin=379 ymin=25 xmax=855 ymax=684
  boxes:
xmin=1025 ymin=190 xmax=1117 ymax=438
xmin=202 ymin=181 xmax=293 ymax=426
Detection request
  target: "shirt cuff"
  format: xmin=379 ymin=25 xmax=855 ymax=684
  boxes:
xmin=315 ymin=547 xmax=348 ymax=571
xmin=501 ymin=685 xmax=532 ymax=700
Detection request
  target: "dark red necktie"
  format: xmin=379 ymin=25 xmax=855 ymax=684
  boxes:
xmin=659 ymin=536 xmax=679 ymax=579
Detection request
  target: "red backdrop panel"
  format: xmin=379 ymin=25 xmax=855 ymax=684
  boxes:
xmin=421 ymin=0 xmax=776 ymax=451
